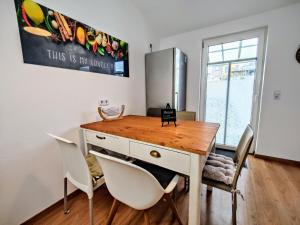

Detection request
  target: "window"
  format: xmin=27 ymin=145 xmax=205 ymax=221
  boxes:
xmin=208 ymin=38 xmax=258 ymax=63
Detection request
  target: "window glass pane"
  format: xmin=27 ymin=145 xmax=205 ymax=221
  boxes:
xmin=208 ymin=38 xmax=258 ymax=63
xmin=209 ymin=45 xmax=222 ymax=52
xmin=209 ymin=51 xmax=222 ymax=63
xmin=206 ymin=63 xmax=229 ymax=145
xmin=226 ymin=60 xmax=256 ymax=146
xmin=223 ymin=41 xmax=240 ymax=50
xmin=224 ymin=49 xmax=239 ymax=61
xmin=240 ymin=46 xmax=257 ymax=59
xmin=242 ymin=38 xmax=258 ymax=47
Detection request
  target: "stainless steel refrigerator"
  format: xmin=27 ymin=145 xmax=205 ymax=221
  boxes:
xmin=145 ymin=48 xmax=187 ymax=112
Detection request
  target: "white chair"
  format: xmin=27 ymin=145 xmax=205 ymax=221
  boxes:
xmin=90 ymin=150 xmax=183 ymax=225
xmin=48 ymin=134 xmax=105 ymax=225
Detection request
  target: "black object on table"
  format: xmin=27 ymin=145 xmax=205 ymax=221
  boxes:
xmin=161 ymin=103 xmax=176 ymax=127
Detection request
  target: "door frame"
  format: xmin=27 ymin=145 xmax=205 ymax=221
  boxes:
xmin=199 ymin=27 xmax=267 ymax=152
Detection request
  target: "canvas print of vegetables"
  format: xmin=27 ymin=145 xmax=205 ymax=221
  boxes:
xmin=14 ymin=0 xmax=129 ymax=77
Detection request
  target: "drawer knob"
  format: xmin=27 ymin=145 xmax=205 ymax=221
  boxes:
xmin=96 ymin=135 xmax=106 ymax=140
xmin=150 ymin=150 xmax=161 ymax=158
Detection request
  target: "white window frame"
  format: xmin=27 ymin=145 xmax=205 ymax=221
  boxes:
xmin=199 ymin=27 xmax=267 ymax=152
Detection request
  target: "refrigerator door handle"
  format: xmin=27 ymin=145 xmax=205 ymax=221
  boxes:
xmin=175 ymin=92 xmax=179 ymax=111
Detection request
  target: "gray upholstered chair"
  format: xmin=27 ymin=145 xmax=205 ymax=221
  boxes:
xmin=202 ymin=125 xmax=254 ymax=225
xmin=146 ymin=110 xmax=196 ymax=192
xmin=176 ymin=111 xmax=196 ymax=121
xmin=176 ymin=111 xmax=196 ymax=192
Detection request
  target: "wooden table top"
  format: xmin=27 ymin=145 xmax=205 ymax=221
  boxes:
xmin=80 ymin=115 xmax=219 ymax=155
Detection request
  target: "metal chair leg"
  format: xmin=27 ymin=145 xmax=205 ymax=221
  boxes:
xmin=64 ymin=178 xmax=70 ymax=214
xmin=89 ymin=198 xmax=94 ymax=225
xmin=207 ymin=185 xmax=213 ymax=192
xmin=232 ymin=192 xmax=237 ymax=225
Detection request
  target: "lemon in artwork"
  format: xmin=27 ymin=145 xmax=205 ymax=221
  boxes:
xmin=23 ymin=0 xmax=45 ymax=25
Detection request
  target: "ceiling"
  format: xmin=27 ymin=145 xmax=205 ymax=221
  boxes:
xmin=130 ymin=0 xmax=300 ymax=38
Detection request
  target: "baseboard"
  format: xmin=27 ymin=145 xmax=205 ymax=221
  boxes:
xmin=254 ymin=154 xmax=300 ymax=166
xmin=21 ymin=189 xmax=81 ymax=225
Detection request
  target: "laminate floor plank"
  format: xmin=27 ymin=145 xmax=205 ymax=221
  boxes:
xmin=23 ymin=156 xmax=300 ymax=225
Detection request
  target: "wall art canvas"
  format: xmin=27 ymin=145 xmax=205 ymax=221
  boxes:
xmin=14 ymin=0 xmax=129 ymax=77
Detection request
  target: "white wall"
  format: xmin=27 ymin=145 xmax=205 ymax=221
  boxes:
xmin=0 ymin=0 xmax=152 ymax=224
xmin=158 ymin=3 xmax=300 ymax=161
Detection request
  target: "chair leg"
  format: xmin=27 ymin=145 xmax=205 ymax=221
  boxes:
xmin=143 ymin=210 xmax=150 ymax=225
xmin=232 ymin=192 xmax=237 ymax=225
xmin=106 ymin=198 xmax=120 ymax=225
xmin=89 ymin=198 xmax=93 ymax=225
xmin=165 ymin=194 xmax=183 ymax=225
xmin=64 ymin=178 xmax=70 ymax=214
xmin=207 ymin=185 xmax=213 ymax=192
xmin=172 ymin=189 xmax=177 ymax=202
xmin=212 ymin=141 xmax=216 ymax=153
xmin=184 ymin=176 xmax=190 ymax=193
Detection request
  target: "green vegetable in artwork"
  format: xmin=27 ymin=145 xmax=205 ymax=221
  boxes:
xmin=98 ymin=47 xmax=105 ymax=56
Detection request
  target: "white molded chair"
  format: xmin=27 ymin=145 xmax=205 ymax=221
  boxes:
xmin=48 ymin=134 xmax=105 ymax=225
xmin=90 ymin=150 xmax=183 ymax=225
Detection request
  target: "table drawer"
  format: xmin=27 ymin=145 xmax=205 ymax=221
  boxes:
xmin=130 ymin=141 xmax=190 ymax=175
xmin=85 ymin=131 xmax=129 ymax=155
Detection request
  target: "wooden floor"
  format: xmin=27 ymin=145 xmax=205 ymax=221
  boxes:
xmin=24 ymin=156 xmax=300 ymax=225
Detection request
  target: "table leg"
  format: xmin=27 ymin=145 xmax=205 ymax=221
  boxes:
xmin=188 ymin=154 xmax=205 ymax=225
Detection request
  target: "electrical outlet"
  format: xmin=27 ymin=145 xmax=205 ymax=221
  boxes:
xmin=99 ymin=99 xmax=109 ymax=106
xmin=273 ymin=90 xmax=281 ymax=100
